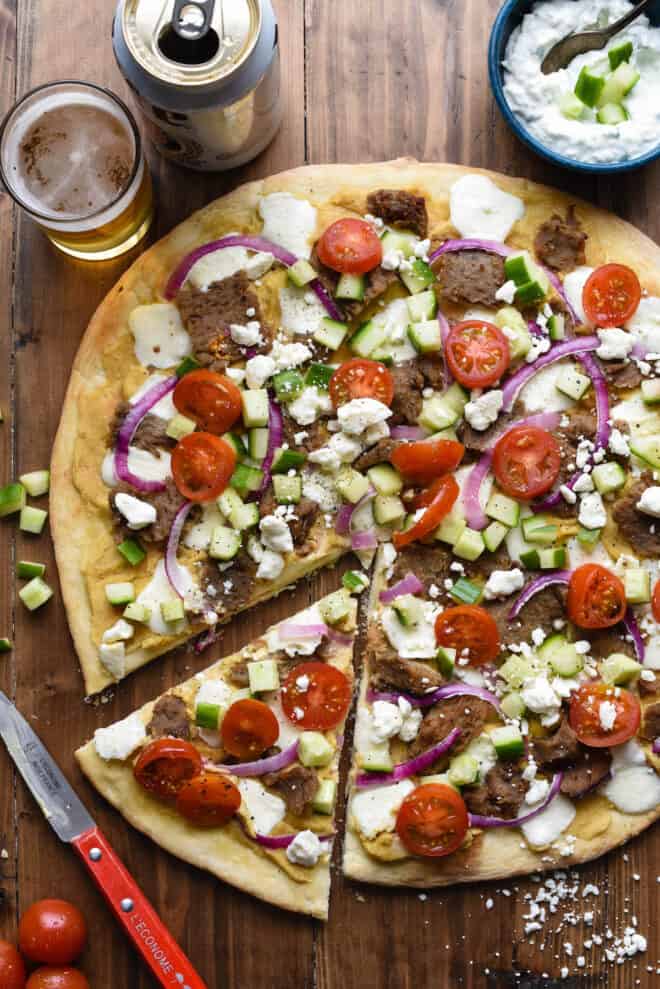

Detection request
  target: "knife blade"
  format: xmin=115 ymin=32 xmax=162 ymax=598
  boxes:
xmin=0 ymin=691 xmax=207 ymax=989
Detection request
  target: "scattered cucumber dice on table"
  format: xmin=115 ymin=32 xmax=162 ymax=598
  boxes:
xmin=17 ymin=560 xmax=46 ymax=579
xmin=0 ymin=483 xmax=26 ymax=517
xmin=19 ymin=577 xmax=53 ymax=611
xmin=19 ymin=470 xmax=50 ymax=497
xmin=19 ymin=506 xmax=48 ymax=535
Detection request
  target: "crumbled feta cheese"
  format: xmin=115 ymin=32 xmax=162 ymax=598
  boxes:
xmin=525 ymin=778 xmax=550 ymax=806
xmin=578 ymin=491 xmax=607 ymax=530
xmin=308 ymin=446 xmax=341 ymax=473
xmin=560 ymin=484 xmax=577 ymax=505
xmin=94 ymin=713 xmax=146 ymax=761
xmin=636 ymin=486 xmax=660 ymax=518
xmin=381 ymin=249 xmax=404 ymax=271
xmin=526 ymin=335 xmax=551 ymax=363
xmin=229 ymin=320 xmax=262 ymax=347
xmin=381 ymin=603 xmax=439 ymax=659
xmin=521 ymin=675 xmax=561 ymax=724
xmin=270 ymin=339 xmax=312 ymax=370
xmin=245 ymin=354 xmax=276 ymax=390
xmin=370 ymin=700 xmax=404 ymax=743
xmin=337 ymin=397 xmax=392 ymax=435
xmin=225 ymin=367 xmax=246 ymax=386
xmin=596 ymin=328 xmax=633 ymax=361
xmin=350 ymin=780 xmax=416 ymax=839
xmin=464 ymin=389 xmax=503 ymax=432
xmin=256 ymin=549 xmax=284 ymax=580
xmin=363 ymin=419 xmax=391 ymax=446
xmin=483 ymin=567 xmax=524 ymax=600
xmin=609 ymin=428 xmax=630 ymax=457
xmin=598 ymin=700 xmax=618 ymax=732
xmin=495 ymin=279 xmax=517 ymax=304
xmin=114 ymin=492 xmax=157 ymax=530
xmin=328 ymin=431 xmax=363 ymax=464
xmin=259 ymin=515 xmax=294 ymax=553
xmin=573 ymin=472 xmax=594 ymax=494
xmin=287 ymin=386 xmax=333 ymax=426
xmin=98 ymin=641 xmax=126 ymax=680
xmin=285 ymin=829 xmax=323 ymax=867
xmin=397 ymin=697 xmax=423 ymax=742
xmin=102 ymin=619 xmax=134 ymax=644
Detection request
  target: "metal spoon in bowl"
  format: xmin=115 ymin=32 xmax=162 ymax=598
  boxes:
xmin=541 ymin=0 xmax=653 ymax=74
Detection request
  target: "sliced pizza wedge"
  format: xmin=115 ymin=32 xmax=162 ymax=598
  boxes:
xmin=343 ymin=543 xmax=660 ymax=888
xmin=76 ymin=590 xmax=358 ymax=919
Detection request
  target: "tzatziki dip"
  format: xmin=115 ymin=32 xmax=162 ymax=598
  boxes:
xmin=503 ymin=0 xmax=660 ymax=164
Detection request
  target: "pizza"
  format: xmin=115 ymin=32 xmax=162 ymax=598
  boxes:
xmin=76 ymin=590 xmax=357 ymax=920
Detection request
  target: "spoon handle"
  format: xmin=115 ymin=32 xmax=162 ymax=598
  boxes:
xmin=604 ymin=0 xmax=654 ymax=39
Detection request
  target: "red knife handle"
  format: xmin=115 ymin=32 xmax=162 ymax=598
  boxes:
xmin=73 ymin=826 xmax=207 ymax=989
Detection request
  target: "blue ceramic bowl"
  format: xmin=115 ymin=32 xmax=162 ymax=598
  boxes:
xmin=488 ymin=0 xmax=660 ymax=173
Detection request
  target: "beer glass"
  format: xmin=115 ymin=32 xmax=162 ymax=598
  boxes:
xmin=0 ymin=81 xmax=154 ymax=260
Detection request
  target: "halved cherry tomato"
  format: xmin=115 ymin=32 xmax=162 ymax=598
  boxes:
xmin=391 ymin=439 xmax=464 ymax=485
xmin=583 ymin=263 xmax=641 ymax=328
xmin=393 ymin=475 xmax=459 ymax=549
xmin=0 ymin=941 xmax=26 ymax=989
xmin=492 ymin=425 xmax=561 ymax=500
xmin=175 ymin=772 xmax=241 ymax=827
xmin=133 ymin=738 xmax=203 ymax=801
xmin=171 ymin=431 xmax=236 ymax=502
xmin=281 ymin=661 xmax=352 ymax=730
xmin=173 ymin=369 xmax=242 ymax=435
xmin=396 ymin=783 xmax=469 ymax=858
xmin=26 ymin=968 xmax=89 ymax=989
xmin=444 ymin=320 xmax=510 ymax=389
xmin=18 ymin=900 xmax=86 ymax=967
xmin=567 ymin=563 xmax=626 ymax=630
xmin=329 ymin=359 xmax=394 ymax=407
xmin=221 ymin=699 xmax=279 ymax=759
xmin=652 ymin=579 xmax=660 ymax=624
xmin=569 ymin=682 xmax=640 ymax=748
xmin=435 ymin=605 xmax=501 ymax=666
xmin=316 ymin=218 xmax=382 ymax=274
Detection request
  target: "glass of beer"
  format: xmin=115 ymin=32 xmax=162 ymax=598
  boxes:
xmin=0 ymin=81 xmax=154 ymax=260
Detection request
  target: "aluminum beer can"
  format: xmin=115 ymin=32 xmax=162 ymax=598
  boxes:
xmin=113 ymin=0 xmax=281 ymax=171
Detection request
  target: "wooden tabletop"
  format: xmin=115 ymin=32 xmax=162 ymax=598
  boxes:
xmin=1 ymin=1 xmax=659 ymax=986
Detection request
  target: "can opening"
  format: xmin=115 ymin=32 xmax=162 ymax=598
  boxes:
xmin=158 ymin=23 xmax=220 ymax=65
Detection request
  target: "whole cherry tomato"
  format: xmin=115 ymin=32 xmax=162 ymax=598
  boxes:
xmin=18 ymin=900 xmax=87 ymax=966
xmin=0 ymin=940 xmax=26 ymax=989
xmin=26 ymin=968 xmax=90 ymax=989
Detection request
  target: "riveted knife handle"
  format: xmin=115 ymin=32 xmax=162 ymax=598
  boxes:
xmin=73 ymin=826 xmax=207 ymax=989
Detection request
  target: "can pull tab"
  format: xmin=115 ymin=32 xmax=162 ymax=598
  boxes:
xmin=171 ymin=0 xmax=216 ymax=41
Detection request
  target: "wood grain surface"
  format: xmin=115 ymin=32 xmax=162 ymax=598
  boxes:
xmin=0 ymin=1 xmax=659 ymax=987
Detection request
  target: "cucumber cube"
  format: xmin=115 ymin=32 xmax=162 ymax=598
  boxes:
xmin=117 ymin=539 xmax=146 ymax=567
xmin=19 ymin=506 xmax=48 ymax=535
xmin=305 ymin=363 xmax=335 ymax=391
xmin=367 ymin=464 xmax=403 ymax=495
xmin=447 ymin=754 xmax=479 ymax=786
xmin=434 ymin=505 xmax=467 ymax=546
xmin=623 ymin=567 xmax=651 ymax=604
xmin=373 ymin=494 xmax=405 ymax=526
xmin=641 ymin=380 xmax=660 ymax=405
xmin=314 ymin=317 xmax=348 ymax=350
xmin=559 ymin=91 xmax=586 ymax=120
xmin=400 ymin=259 xmax=435 ymax=296
xmin=166 ymin=413 xmax=197 ymax=441
xmin=0 ymin=483 xmax=26 ymax=518
xmin=608 ymin=41 xmax=633 ymax=70
xmin=273 ymin=474 xmax=302 ymax=505
xmin=453 ymin=527 xmax=485 ymax=562
xmin=491 ymin=725 xmax=525 ymax=760
xmin=498 ymin=655 xmax=533 ymax=689
xmin=19 ymin=470 xmax=50 ymax=497
xmin=335 ymin=467 xmax=370 ymax=504
xmin=435 ymin=646 xmax=456 ymax=678
xmin=225 ymin=432 xmax=248 ymax=461
xmin=419 ymin=395 xmax=459 ymax=432
xmin=539 ymin=546 xmax=567 ymax=569
xmin=350 ymin=319 xmax=389 ymax=358
xmin=408 ymin=319 xmax=442 ymax=354
xmin=342 ymin=570 xmax=369 ymax=593
xmin=591 ymin=461 xmax=626 ymax=495
xmin=392 ymin=593 xmax=424 ymax=628
xmin=299 ymin=731 xmax=335 ymax=768
xmin=287 ymin=258 xmax=317 ymax=287
xmin=312 ymin=778 xmax=337 ymax=815
xmin=361 ymin=744 xmax=393 ymax=773
xmin=555 ymin=364 xmax=591 ymax=401
xmin=318 ymin=589 xmax=352 ymax=626
xmin=273 ymin=370 xmax=305 ymax=404
xmin=335 ymin=273 xmax=365 ymax=302
xmin=575 ymin=65 xmax=605 ymax=107
xmin=577 ymin=525 xmax=602 ymax=547
xmin=161 ymin=598 xmax=185 ymax=623
xmin=209 ymin=525 xmax=242 ymax=561
xmin=600 ymin=652 xmax=641 ymax=685
xmin=271 ymin=448 xmax=307 ymax=473
xmin=195 ymin=702 xmax=222 ymax=730
xmin=123 ymin=601 xmax=151 ymax=623
xmin=500 ymin=691 xmax=526 ymax=720
xmin=19 ymin=577 xmax=53 ymax=611
xmin=248 ymin=427 xmax=270 ymax=461
xmin=597 ymin=102 xmax=629 ymax=125
xmin=485 ymin=491 xmax=520 ymax=527
xmin=241 ymin=389 xmax=269 ymax=428
xmin=247 ymin=658 xmax=280 ymax=693
xmin=483 ymin=520 xmax=509 ymax=552
xmin=105 ymin=582 xmax=135 ymax=606
xmin=630 ymin=436 xmax=660 ymax=469
xmin=176 ymin=355 xmax=201 ymax=378
xmin=231 ymin=463 xmax=264 ymax=499
xmin=407 ymin=289 xmax=437 ymax=322
xmin=17 ymin=560 xmax=46 ymax=579
xmin=449 ymin=577 xmax=482 ymax=605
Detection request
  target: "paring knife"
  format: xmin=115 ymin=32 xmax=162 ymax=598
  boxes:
xmin=0 ymin=691 xmax=207 ymax=989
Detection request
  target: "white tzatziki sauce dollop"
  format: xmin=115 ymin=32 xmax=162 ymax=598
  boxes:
xmin=503 ymin=0 xmax=660 ymax=164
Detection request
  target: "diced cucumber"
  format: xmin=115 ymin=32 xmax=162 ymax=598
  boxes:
xmin=435 ymin=646 xmax=456 ymax=678
xmin=491 ymin=725 xmax=525 ymax=760
xmin=521 ymin=515 xmax=559 ymax=546
xmin=306 ymin=363 xmax=335 ymax=390
xmin=117 ymin=539 xmax=146 ymax=567
xmin=449 ymin=577 xmax=482 ymax=605
xmin=299 ymin=731 xmax=335 ymax=768
xmin=105 ymin=581 xmax=135 ymax=606
xmin=218 ymin=489 xmax=259 ymax=531
xmin=591 ymin=461 xmax=626 ymax=495
xmin=241 ymin=389 xmax=269 ymax=428
xmin=407 ymin=289 xmax=437 ymax=322
xmin=350 ymin=319 xmax=389 ymax=358
xmin=597 ymin=102 xmax=629 ymax=125
xmin=231 ymin=463 xmax=264 ymax=499
xmin=435 ymin=504 xmax=467 ymax=546
xmin=225 ymin=432 xmax=248 ymax=461
xmin=399 ymin=259 xmax=435 ymax=296
xmin=380 ymin=229 xmax=418 ymax=257
xmin=18 ymin=576 xmax=53 ymax=611
xmin=161 ymin=598 xmax=185 ymax=623
xmin=447 ymin=754 xmax=480 ymax=787
xmin=483 ymin=520 xmax=509 ymax=553
xmin=319 ymin=588 xmax=352 ymax=625
xmin=453 ymin=527 xmax=485 ymax=562
xmin=248 ymin=427 xmax=270 ymax=461
xmin=343 ymin=570 xmax=369 ymax=593
xmin=537 ymin=634 xmax=583 ymax=677
xmin=547 ymin=313 xmax=566 ymax=341
xmin=17 ymin=560 xmax=45 ymax=579
xmin=0 ymin=482 xmax=26 ymax=518
xmin=368 ymin=348 xmax=393 ymax=366
xmin=515 ymin=279 xmax=550 ymax=306
xmin=600 ymin=652 xmax=641 ymax=685
xmin=361 ymin=744 xmax=393 ymax=773
xmin=539 ymin=546 xmax=567 ymax=569
xmin=577 ymin=525 xmax=602 ymax=547
xmin=314 ymin=317 xmax=348 ymax=351
xmin=444 ymin=382 xmax=470 ymax=413
xmin=176 ymin=355 xmax=201 ymax=378
xmin=0 ymin=638 xmax=11 ymax=652
xmin=575 ymin=65 xmax=605 ymax=107
xmin=486 ymin=491 xmax=520 ymax=528
xmin=623 ymin=567 xmax=651 ymax=604
xmin=597 ymin=62 xmax=640 ymax=106
xmin=498 ymin=655 xmax=534 ymax=689
xmin=247 ymin=658 xmax=280 ymax=693
xmin=19 ymin=506 xmax=47 ymax=535
xmin=335 ymin=273 xmax=365 ymax=302
xmin=272 ymin=448 xmax=307 ymax=473
xmin=367 ymin=463 xmax=403 ymax=495
xmin=123 ymin=601 xmax=151 ymax=623
xmin=196 ymin=702 xmax=222 ymax=730
xmin=519 ymin=548 xmax=540 ymax=570
xmin=273 ymin=369 xmax=305 ymax=404
xmin=630 ymin=436 xmax=660 ymax=468
xmin=209 ymin=525 xmax=242 ymax=561
xmin=608 ymin=40 xmax=633 ymax=70
xmin=559 ymin=91 xmax=586 ymax=120
xmin=494 ymin=305 xmax=532 ymax=360
xmin=374 ymin=494 xmax=405 ymax=526
xmin=392 ymin=593 xmax=424 ymax=628
xmin=500 ymin=691 xmax=526 ymax=720
xmin=555 ymin=364 xmax=591 ymax=401
xmin=287 ymin=258 xmax=317 ymax=288
xmin=19 ymin=470 xmax=50 ymax=497
xmin=504 ymin=251 xmax=550 ymax=298
xmin=312 ymin=778 xmax=337 ymax=815
xmin=218 ymin=487 xmax=243 ymax=517
xmin=166 ymin=413 xmax=196 ymax=441
xmin=408 ymin=319 xmax=442 ymax=354
xmin=419 ymin=395 xmax=459 ymax=432
xmin=641 ymin=380 xmax=660 ymax=405
xmin=335 ymin=467 xmax=370 ymax=504
xmin=273 ymin=474 xmax=302 ymax=505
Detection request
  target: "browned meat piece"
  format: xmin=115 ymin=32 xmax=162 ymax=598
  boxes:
xmin=411 ymin=695 xmax=494 ymax=757
xmin=433 ymin=250 xmax=506 ymax=308
xmin=486 ymin=582 xmax=567 ymax=649
xmin=259 ymin=486 xmax=277 ymax=519
xmin=280 ymin=412 xmax=328 ymax=454
xmin=289 ymin=497 xmax=320 ymax=549
xmin=552 ymin=405 xmax=598 ymax=501
xmin=147 ymin=694 xmax=190 ymax=740
xmin=366 ymin=188 xmax=429 ymax=238
xmin=533 ymin=717 xmax=581 ymax=769
xmin=203 ymin=550 xmax=257 ymax=617
xmin=534 ymin=207 xmax=587 ymax=274
xmin=390 ymin=362 xmax=425 ymax=425
xmin=417 ymin=354 xmax=446 ymax=390
xmin=390 ymin=543 xmax=454 ymax=590
xmin=110 ymin=478 xmax=186 ymax=546
xmin=583 ymin=627 xmax=636 ymax=661
xmin=262 ymin=763 xmax=319 ymax=817
xmin=463 ymin=762 xmax=527 ymax=820
xmin=367 ymin=624 xmax=444 ymax=696
xmin=457 ymin=409 xmax=519 ymax=456
xmin=639 ymin=672 xmax=660 ymax=698
xmin=612 ymin=473 xmax=660 ymax=559
xmin=354 ymin=438 xmax=400 ymax=471
xmin=560 ymin=748 xmax=611 ymax=798
xmin=640 ymin=702 xmax=660 ymax=742
xmin=599 ymin=359 xmax=642 ymax=391
xmin=111 ymin=403 xmax=174 ymax=456
xmin=177 ymin=271 xmax=272 ymax=372
xmin=343 ymin=266 xmax=399 ymax=322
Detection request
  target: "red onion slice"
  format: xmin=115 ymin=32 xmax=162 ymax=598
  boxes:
xmin=623 ymin=607 xmax=645 ymax=663
xmin=391 ymin=426 xmax=425 ymax=440
xmin=254 ymin=830 xmax=334 ymax=850
xmin=501 ymin=336 xmax=600 ymax=411
xmin=113 ymin=375 xmax=177 ymax=493
xmin=335 ymin=503 xmax=354 ymax=536
xmin=165 ymin=501 xmax=193 ymax=598
xmin=194 ymin=626 xmax=221 ymax=654
xmin=356 ymin=727 xmax=461 ymax=788
xmin=216 ymin=740 xmax=299 ymax=778
xmin=367 ymin=684 xmax=502 ymax=712
xmin=352 ymin=529 xmax=378 ymax=551
xmin=508 ymin=571 xmax=572 ymax=621
xmin=256 ymin=396 xmax=284 ymax=497
xmin=277 ymin=622 xmax=328 ymax=639
xmin=379 ymin=572 xmax=425 ymax=604
xmin=326 ymin=628 xmax=354 ymax=646
xmin=653 ymin=738 xmax=660 ymax=755
xmin=468 ymin=772 xmax=563 ymax=829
